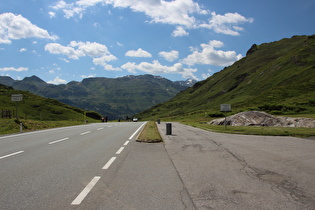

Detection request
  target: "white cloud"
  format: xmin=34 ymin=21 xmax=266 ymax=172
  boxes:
xmin=19 ymin=48 xmax=27 ymax=52
xmin=45 ymin=41 xmax=112 ymax=59
xmin=45 ymin=43 xmax=85 ymax=59
xmin=49 ymin=11 xmax=56 ymax=18
xmin=50 ymin=0 xmax=208 ymax=29
xmin=104 ymin=0 xmax=207 ymax=28
xmin=70 ymin=41 xmax=110 ymax=57
xmin=202 ymin=69 xmax=214 ymax=79
xmin=0 ymin=13 xmax=58 ymax=44
xmin=182 ymin=40 xmax=243 ymax=66
xmin=93 ymin=55 xmax=121 ymax=71
xmin=200 ymin=12 xmax=253 ymax=36
xmin=0 ymin=67 xmax=28 ymax=72
xmin=81 ymin=74 xmax=96 ymax=78
xmin=125 ymin=48 xmax=152 ymax=57
xmin=47 ymin=76 xmax=67 ymax=84
xmin=46 ymin=41 xmax=119 ymax=70
xmin=172 ymin=26 xmax=189 ymax=37
xmin=159 ymin=50 xmax=179 ymax=62
xmin=121 ymin=60 xmax=198 ymax=80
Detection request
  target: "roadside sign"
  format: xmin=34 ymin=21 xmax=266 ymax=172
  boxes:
xmin=11 ymin=94 xmax=23 ymax=102
xmin=220 ymin=104 xmax=231 ymax=112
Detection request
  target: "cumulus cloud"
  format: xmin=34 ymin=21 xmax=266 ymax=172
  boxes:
xmin=159 ymin=50 xmax=179 ymax=62
xmin=104 ymin=0 xmax=207 ymax=28
xmin=200 ymin=12 xmax=254 ymax=36
xmin=49 ymin=1 xmax=253 ymax=37
xmin=45 ymin=43 xmax=85 ymax=59
xmin=45 ymin=41 xmax=120 ymax=71
xmin=0 ymin=13 xmax=58 ymax=44
xmin=93 ymin=55 xmax=121 ymax=71
xmin=121 ymin=60 xmax=198 ymax=80
xmin=125 ymin=48 xmax=152 ymax=58
xmin=182 ymin=40 xmax=243 ymax=66
xmin=19 ymin=48 xmax=27 ymax=52
xmin=45 ymin=41 xmax=110 ymax=59
xmin=0 ymin=67 xmax=28 ymax=72
xmin=172 ymin=26 xmax=189 ymax=37
xmin=47 ymin=76 xmax=67 ymax=84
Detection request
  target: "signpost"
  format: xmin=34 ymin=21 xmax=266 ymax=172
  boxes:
xmin=11 ymin=94 xmax=23 ymax=119
xmin=220 ymin=104 xmax=231 ymax=129
xmin=11 ymin=94 xmax=23 ymax=132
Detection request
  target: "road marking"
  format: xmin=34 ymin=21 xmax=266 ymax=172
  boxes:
xmin=102 ymin=157 xmax=116 ymax=169
xmin=116 ymin=147 xmax=124 ymax=154
xmin=71 ymin=176 xmax=101 ymax=205
xmin=80 ymin=131 xmax=91 ymax=135
xmin=123 ymin=140 xmax=130 ymax=146
xmin=97 ymin=127 xmax=104 ymax=131
xmin=129 ymin=122 xmax=147 ymax=140
xmin=0 ymin=150 xmax=24 ymax=160
xmin=49 ymin=137 xmax=69 ymax=145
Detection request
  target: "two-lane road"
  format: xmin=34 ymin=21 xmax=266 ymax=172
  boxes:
xmin=0 ymin=122 xmax=146 ymax=209
xmin=0 ymin=122 xmax=193 ymax=210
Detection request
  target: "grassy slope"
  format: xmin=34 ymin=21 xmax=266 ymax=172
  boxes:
xmin=0 ymin=84 xmax=101 ymax=134
xmin=137 ymin=35 xmax=315 ymax=120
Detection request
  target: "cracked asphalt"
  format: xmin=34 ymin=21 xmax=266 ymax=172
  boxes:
xmin=157 ymin=122 xmax=315 ymax=210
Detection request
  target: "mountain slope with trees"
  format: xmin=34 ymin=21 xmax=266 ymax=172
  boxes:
xmin=0 ymin=75 xmax=195 ymax=119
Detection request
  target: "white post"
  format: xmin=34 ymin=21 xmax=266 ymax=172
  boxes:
xmin=20 ymin=123 xmax=23 ymax=133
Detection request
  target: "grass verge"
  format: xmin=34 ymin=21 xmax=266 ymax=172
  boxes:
xmin=184 ymin=122 xmax=315 ymax=138
xmin=136 ymin=121 xmax=163 ymax=143
xmin=0 ymin=118 xmax=98 ymax=135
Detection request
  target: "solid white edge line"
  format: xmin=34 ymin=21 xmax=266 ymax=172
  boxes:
xmin=49 ymin=137 xmax=69 ymax=145
xmin=123 ymin=140 xmax=130 ymax=146
xmin=80 ymin=131 xmax=91 ymax=135
xmin=0 ymin=150 xmax=24 ymax=160
xmin=116 ymin=147 xmax=124 ymax=154
xmin=71 ymin=176 xmax=101 ymax=205
xmin=102 ymin=157 xmax=116 ymax=169
xmin=129 ymin=122 xmax=147 ymax=140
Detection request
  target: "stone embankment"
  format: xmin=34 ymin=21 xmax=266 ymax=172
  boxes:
xmin=209 ymin=111 xmax=315 ymax=128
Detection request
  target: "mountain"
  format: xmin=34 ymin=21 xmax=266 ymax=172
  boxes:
xmin=137 ymin=35 xmax=315 ymax=119
xmin=0 ymin=74 xmax=190 ymax=119
xmin=174 ymin=79 xmax=197 ymax=87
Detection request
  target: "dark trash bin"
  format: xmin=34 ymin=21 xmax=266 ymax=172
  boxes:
xmin=157 ymin=119 xmax=160 ymax=124
xmin=166 ymin=123 xmax=172 ymax=135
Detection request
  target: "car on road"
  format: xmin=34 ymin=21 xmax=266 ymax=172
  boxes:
xmin=133 ymin=118 xmax=138 ymax=122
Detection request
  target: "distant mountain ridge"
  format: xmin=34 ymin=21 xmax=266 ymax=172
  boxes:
xmin=137 ymin=35 xmax=315 ymax=119
xmin=0 ymin=74 xmax=196 ymax=119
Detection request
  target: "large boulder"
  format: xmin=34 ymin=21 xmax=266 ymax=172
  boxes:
xmin=208 ymin=111 xmax=315 ymax=128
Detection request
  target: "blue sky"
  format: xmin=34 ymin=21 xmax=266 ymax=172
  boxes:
xmin=0 ymin=0 xmax=314 ymax=84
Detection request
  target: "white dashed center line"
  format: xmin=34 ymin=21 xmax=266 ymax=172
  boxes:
xmin=102 ymin=157 xmax=116 ymax=169
xmin=116 ymin=147 xmax=124 ymax=154
xmin=80 ymin=131 xmax=91 ymax=135
xmin=0 ymin=150 xmax=24 ymax=160
xmin=49 ymin=137 xmax=69 ymax=145
xmin=71 ymin=176 xmax=101 ymax=205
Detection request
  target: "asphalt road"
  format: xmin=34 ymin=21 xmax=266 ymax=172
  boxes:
xmin=2 ymin=121 xmax=314 ymax=209
xmin=0 ymin=122 xmax=193 ymax=209
xmin=157 ymin=122 xmax=315 ymax=210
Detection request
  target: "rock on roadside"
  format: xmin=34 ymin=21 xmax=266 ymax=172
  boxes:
xmin=208 ymin=111 xmax=315 ymax=128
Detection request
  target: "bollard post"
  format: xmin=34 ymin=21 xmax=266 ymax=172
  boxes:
xmin=20 ymin=122 xmax=23 ymax=133
xmin=166 ymin=123 xmax=172 ymax=135
xmin=157 ymin=119 xmax=160 ymax=124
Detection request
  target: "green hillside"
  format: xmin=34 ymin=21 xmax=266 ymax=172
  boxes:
xmin=0 ymin=84 xmax=101 ymax=122
xmin=137 ymin=35 xmax=315 ymax=119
